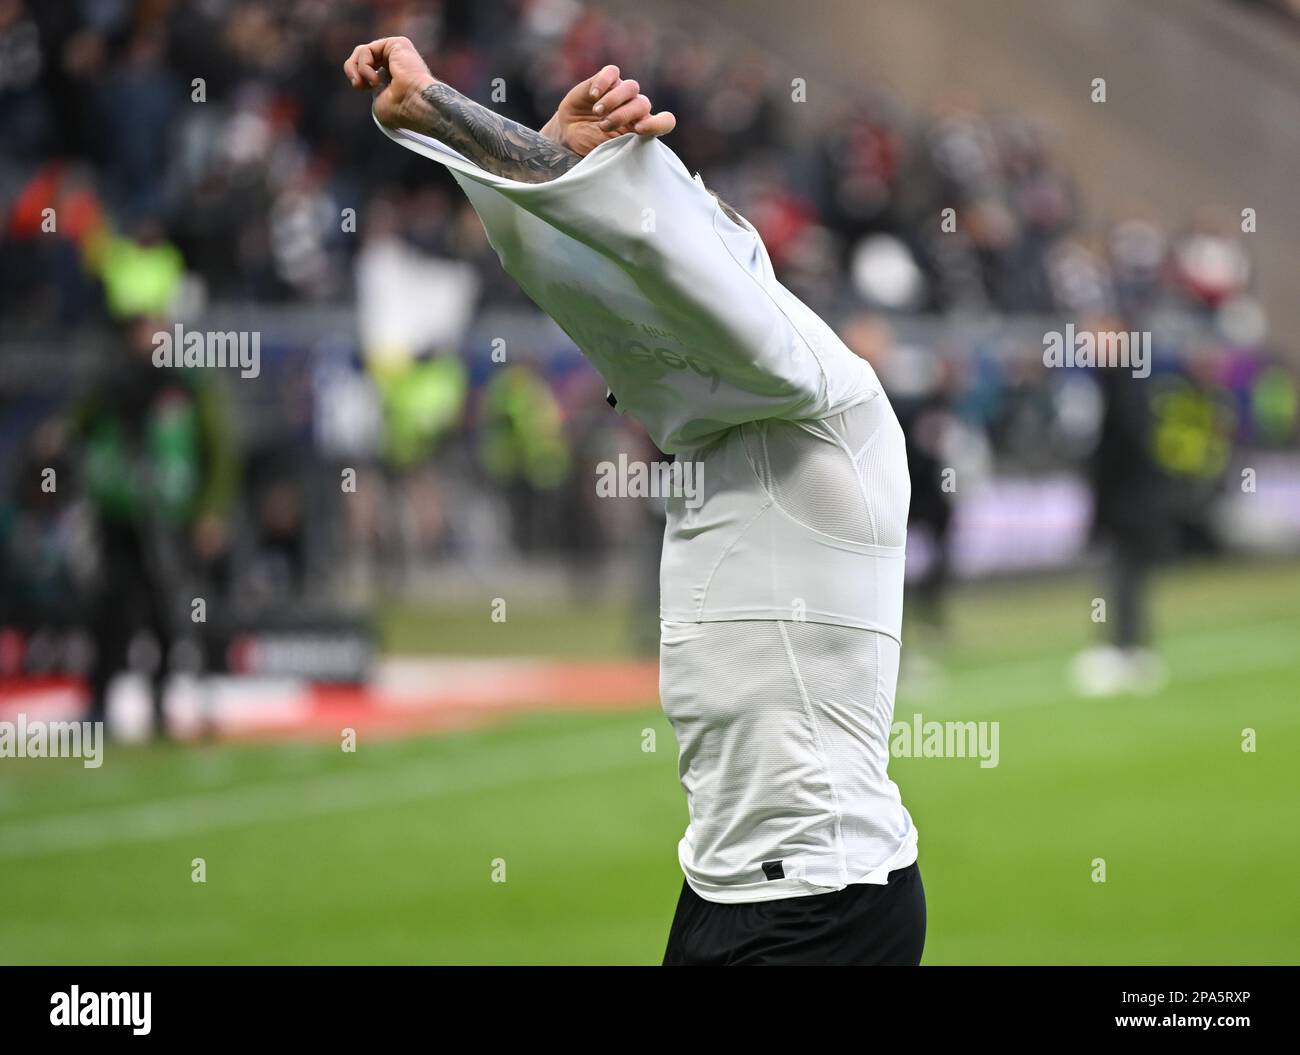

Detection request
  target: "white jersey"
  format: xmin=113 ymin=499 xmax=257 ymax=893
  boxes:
xmin=381 ymin=119 xmax=916 ymax=901
xmin=662 ymin=396 xmax=916 ymax=901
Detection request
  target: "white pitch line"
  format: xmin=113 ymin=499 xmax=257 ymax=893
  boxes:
xmin=0 ymin=727 xmax=656 ymax=861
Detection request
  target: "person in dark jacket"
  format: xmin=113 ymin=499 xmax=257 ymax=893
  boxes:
xmin=77 ymin=313 xmax=237 ymax=736
xmin=1073 ymin=319 xmax=1171 ymax=696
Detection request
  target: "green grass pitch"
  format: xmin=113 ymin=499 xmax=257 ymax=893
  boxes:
xmin=1 ymin=560 xmax=1297 ymax=964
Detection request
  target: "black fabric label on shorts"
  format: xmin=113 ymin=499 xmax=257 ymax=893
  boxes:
xmin=762 ymin=860 xmax=785 ymax=881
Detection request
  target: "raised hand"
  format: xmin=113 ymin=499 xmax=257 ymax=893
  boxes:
xmin=541 ymin=65 xmax=677 ymax=158
xmin=343 ymin=36 xmax=435 ymax=128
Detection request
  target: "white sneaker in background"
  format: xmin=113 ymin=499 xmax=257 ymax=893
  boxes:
xmin=1070 ymin=645 xmax=1132 ymax=697
xmin=1071 ymin=645 xmax=1168 ymax=697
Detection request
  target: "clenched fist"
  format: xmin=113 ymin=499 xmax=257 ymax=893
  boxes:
xmin=343 ymin=36 xmax=435 ymax=128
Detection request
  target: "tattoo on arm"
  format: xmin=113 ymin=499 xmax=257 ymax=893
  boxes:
xmin=402 ymin=81 xmax=581 ymax=183
xmin=400 ymin=80 xmax=748 ymax=222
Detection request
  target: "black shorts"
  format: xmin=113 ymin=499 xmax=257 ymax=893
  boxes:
xmin=662 ymin=862 xmax=925 ymax=966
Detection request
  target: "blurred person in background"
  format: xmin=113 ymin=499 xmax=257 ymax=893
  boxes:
xmin=1072 ymin=316 xmax=1171 ymax=697
xmin=1150 ymin=341 xmax=1238 ymax=555
xmin=74 ymin=312 xmax=237 ymax=737
xmin=477 ymin=362 xmax=572 ymax=555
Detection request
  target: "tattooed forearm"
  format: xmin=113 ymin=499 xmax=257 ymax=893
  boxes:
xmin=401 ymin=81 xmax=581 ymax=183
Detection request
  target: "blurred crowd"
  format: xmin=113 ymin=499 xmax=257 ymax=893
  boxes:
xmin=0 ymin=0 xmax=1271 ymax=328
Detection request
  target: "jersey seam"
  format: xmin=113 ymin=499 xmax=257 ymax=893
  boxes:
xmin=694 ymin=497 xmax=775 ymax=620
xmin=854 ymin=410 xmax=909 ymax=550
xmin=776 ymin=621 xmax=850 ymax=888
xmin=834 ymin=415 xmax=884 ymax=548
xmin=744 ymin=416 xmax=902 ymax=552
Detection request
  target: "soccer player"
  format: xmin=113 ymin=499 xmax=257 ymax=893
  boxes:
xmin=345 ymin=37 xmax=924 ymax=966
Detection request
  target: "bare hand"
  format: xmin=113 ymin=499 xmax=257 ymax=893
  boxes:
xmin=541 ymin=65 xmax=676 ymax=157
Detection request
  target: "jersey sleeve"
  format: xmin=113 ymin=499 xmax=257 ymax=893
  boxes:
xmin=377 ymin=117 xmax=875 ymax=452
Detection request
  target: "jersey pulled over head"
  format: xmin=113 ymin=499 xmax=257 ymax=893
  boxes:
xmin=377 ymin=120 xmax=881 ymax=454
